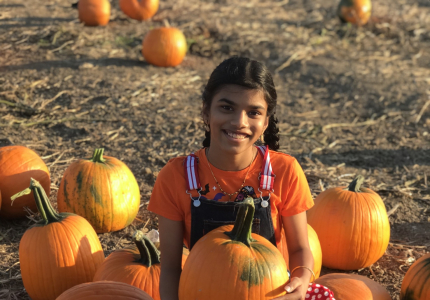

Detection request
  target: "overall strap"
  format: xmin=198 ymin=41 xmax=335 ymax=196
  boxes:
xmin=256 ymin=145 xmax=276 ymax=191
xmin=184 ymin=153 xmax=201 ymax=192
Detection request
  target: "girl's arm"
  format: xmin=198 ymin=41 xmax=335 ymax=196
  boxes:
xmin=275 ymin=211 xmax=314 ymax=300
xmin=158 ymin=215 xmax=184 ymax=300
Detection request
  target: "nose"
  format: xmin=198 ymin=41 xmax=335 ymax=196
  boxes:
xmin=230 ymin=111 xmax=248 ymax=128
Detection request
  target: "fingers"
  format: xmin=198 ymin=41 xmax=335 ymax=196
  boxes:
xmin=285 ymin=277 xmax=302 ymax=293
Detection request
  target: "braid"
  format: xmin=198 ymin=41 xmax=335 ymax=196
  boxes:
xmin=263 ymin=114 xmax=280 ymax=151
xmin=202 ymin=130 xmax=211 ymax=148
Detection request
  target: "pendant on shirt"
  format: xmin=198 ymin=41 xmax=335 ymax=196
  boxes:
xmin=193 ymin=199 xmax=201 ymax=207
xmin=261 ymin=199 xmax=269 ymax=208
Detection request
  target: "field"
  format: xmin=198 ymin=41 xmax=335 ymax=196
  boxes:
xmin=0 ymin=0 xmax=430 ymax=299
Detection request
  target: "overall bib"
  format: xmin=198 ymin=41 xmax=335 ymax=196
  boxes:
xmin=184 ymin=145 xmax=276 ymax=250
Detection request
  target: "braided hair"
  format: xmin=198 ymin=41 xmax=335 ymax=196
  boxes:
xmin=202 ymin=56 xmax=280 ymax=151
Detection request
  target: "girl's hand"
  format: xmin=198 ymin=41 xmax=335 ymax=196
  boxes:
xmin=273 ymin=277 xmax=308 ymax=300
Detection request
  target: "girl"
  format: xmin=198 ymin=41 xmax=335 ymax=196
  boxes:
xmin=148 ymin=56 xmax=315 ymax=300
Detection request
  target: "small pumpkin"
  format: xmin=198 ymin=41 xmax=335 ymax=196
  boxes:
xmin=307 ymin=175 xmax=390 ymax=270
xmin=94 ymin=230 xmax=162 ymax=299
xmin=179 ymin=197 xmax=289 ymax=299
xmin=78 ymin=0 xmax=111 ymax=26
xmin=57 ymin=148 xmax=140 ymax=233
xmin=0 ymin=145 xmax=50 ymax=219
xmin=307 ymin=224 xmax=322 ymax=279
xmin=142 ymin=27 xmax=187 ymax=67
xmin=12 ymin=178 xmax=105 ymax=300
xmin=56 ymin=281 xmax=154 ymax=300
xmin=315 ymin=273 xmax=391 ymax=300
xmin=119 ymin=0 xmax=159 ymax=21
xmin=338 ymin=0 xmax=372 ymax=26
xmin=400 ymin=252 xmax=430 ymax=300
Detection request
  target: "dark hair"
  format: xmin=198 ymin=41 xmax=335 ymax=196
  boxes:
xmin=202 ymin=56 xmax=280 ymax=151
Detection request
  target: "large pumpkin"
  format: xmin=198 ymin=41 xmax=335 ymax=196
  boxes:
xmin=119 ymin=0 xmax=159 ymax=21
xmin=307 ymin=176 xmax=390 ymax=270
xmin=315 ymin=273 xmax=391 ymax=300
xmin=94 ymin=230 xmax=162 ymax=299
xmin=142 ymin=27 xmax=187 ymax=67
xmin=57 ymin=148 xmax=140 ymax=233
xmin=12 ymin=178 xmax=105 ymax=300
xmin=179 ymin=197 xmax=289 ymax=300
xmin=307 ymin=224 xmax=322 ymax=279
xmin=0 ymin=145 xmax=50 ymax=219
xmin=400 ymin=252 xmax=430 ymax=300
xmin=338 ymin=0 xmax=372 ymax=26
xmin=56 ymin=281 xmax=154 ymax=300
xmin=78 ymin=0 xmax=111 ymax=26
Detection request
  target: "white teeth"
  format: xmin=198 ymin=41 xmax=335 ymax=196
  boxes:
xmin=226 ymin=131 xmax=247 ymax=139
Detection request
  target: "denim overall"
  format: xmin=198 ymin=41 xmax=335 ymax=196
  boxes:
xmin=184 ymin=146 xmax=277 ymax=250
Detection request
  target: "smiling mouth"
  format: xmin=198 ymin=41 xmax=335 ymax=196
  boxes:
xmin=223 ymin=130 xmax=249 ymax=139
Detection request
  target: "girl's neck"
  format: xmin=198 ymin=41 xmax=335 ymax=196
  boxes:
xmin=206 ymin=146 xmax=256 ymax=171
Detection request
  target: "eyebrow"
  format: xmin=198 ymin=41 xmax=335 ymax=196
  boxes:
xmin=217 ymin=98 xmax=266 ymax=110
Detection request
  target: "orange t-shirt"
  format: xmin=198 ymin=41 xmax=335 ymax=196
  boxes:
xmin=148 ymin=148 xmax=314 ymax=264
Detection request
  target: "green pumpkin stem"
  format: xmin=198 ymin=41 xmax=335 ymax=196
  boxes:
xmin=90 ymin=148 xmax=106 ymax=163
xmin=225 ymin=197 xmax=256 ymax=247
xmin=11 ymin=178 xmax=61 ymax=224
xmin=347 ymin=175 xmax=365 ymax=192
xmin=133 ymin=230 xmax=161 ymax=267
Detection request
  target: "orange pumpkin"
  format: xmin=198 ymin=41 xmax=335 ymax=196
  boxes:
xmin=142 ymin=27 xmax=187 ymax=67
xmin=78 ymin=0 xmax=111 ymax=26
xmin=179 ymin=197 xmax=289 ymax=299
xmin=57 ymin=148 xmax=140 ymax=233
xmin=307 ymin=176 xmax=390 ymax=270
xmin=94 ymin=230 xmax=162 ymax=299
xmin=12 ymin=178 xmax=105 ymax=300
xmin=56 ymin=281 xmax=154 ymax=300
xmin=338 ymin=0 xmax=372 ymax=26
xmin=307 ymin=224 xmax=322 ymax=279
xmin=119 ymin=0 xmax=159 ymax=21
xmin=0 ymin=145 xmax=50 ymax=219
xmin=400 ymin=252 xmax=430 ymax=300
xmin=315 ymin=273 xmax=391 ymax=300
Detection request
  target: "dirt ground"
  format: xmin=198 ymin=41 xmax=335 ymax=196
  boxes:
xmin=0 ymin=0 xmax=429 ymax=299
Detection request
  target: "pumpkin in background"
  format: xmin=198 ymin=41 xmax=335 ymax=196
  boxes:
xmin=78 ymin=0 xmax=111 ymax=26
xmin=142 ymin=27 xmax=187 ymax=67
xmin=57 ymin=148 xmax=140 ymax=233
xmin=307 ymin=224 xmax=322 ymax=279
xmin=94 ymin=230 xmax=162 ymax=299
xmin=119 ymin=0 xmax=159 ymax=21
xmin=400 ymin=252 xmax=430 ymax=300
xmin=307 ymin=176 xmax=390 ymax=270
xmin=0 ymin=145 xmax=50 ymax=219
xmin=179 ymin=197 xmax=289 ymax=299
xmin=56 ymin=281 xmax=154 ymax=300
xmin=315 ymin=273 xmax=391 ymax=300
xmin=338 ymin=0 xmax=372 ymax=26
xmin=12 ymin=178 xmax=105 ymax=300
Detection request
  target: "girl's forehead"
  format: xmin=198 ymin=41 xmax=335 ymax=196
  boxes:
xmin=213 ymin=84 xmax=265 ymax=101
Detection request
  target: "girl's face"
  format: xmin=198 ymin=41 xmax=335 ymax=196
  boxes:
xmin=204 ymin=84 xmax=269 ymax=155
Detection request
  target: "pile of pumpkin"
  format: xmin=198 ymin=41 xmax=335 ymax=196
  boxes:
xmin=1 ymin=145 xmax=429 ymax=299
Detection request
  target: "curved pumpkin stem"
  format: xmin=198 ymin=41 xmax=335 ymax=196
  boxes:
xmin=133 ymin=230 xmax=161 ymax=267
xmin=90 ymin=148 xmax=106 ymax=163
xmin=11 ymin=178 xmax=61 ymax=224
xmin=347 ymin=175 xmax=365 ymax=192
xmin=224 ymin=197 xmax=256 ymax=247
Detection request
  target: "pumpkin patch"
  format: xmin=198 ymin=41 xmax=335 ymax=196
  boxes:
xmin=57 ymin=148 xmax=140 ymax=233
xmin=0 ymin=145 xmax=50 ymax=219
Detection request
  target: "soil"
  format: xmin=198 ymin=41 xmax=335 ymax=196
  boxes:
xmin=0 ymin=0 xmax=429 ymax=299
